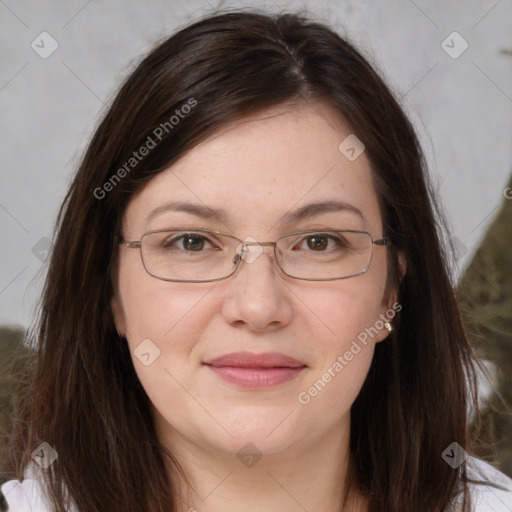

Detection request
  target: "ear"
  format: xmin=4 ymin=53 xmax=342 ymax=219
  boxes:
xmin=381 ymin=250 xmax=407 ymax=306
xmin=110 ymin=242 xmax=127 ymax=338
xmin=375 ymin=250 xmax=407 ymax=343
xmin=397 ymin=249 xmax=407 ymax=282
xmin=111 ymin=295 xmax=126 ymax=338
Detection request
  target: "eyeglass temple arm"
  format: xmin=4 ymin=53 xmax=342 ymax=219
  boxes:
xmin=373 ymin=238 xmax=391 ymax=246
xmin=119 ymin=236 xmax=391 ymax=248
xmin=119 ymin=239 xmax=141 ymax=248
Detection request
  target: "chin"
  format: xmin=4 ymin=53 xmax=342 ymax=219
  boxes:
xmin=193 ymin=415 xmax=302 ymax=455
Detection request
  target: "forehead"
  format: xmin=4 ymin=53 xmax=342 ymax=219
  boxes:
xmin=123 ymin=103 xmax=383 ymax=237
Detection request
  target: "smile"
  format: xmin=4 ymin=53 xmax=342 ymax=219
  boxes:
xmin=205 ymin=365 xmax=306 ymax=389
xmin=203 ymin=351 xmax=307 ymax=389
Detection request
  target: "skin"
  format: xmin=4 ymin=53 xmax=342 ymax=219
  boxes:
xmin=112 ymin=102 xmax=403 ymax=512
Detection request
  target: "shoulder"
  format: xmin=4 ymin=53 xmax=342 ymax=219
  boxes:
xmin=2 ymin=457 xmax=511 ymax=512
xmin=1 ymin=463 xmax=78 ymax=512
xmin=1 ymin=476 xmax=51 ymax=511
xmin=461 ymin=456 xmax=512 ymax=512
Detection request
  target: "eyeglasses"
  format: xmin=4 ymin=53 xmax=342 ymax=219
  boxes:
xmin=119 ymin=228 xmax=391 ymax=283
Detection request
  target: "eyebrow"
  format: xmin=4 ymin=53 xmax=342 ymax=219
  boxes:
xmin=143 ymin=199 xmax=365 ymax=228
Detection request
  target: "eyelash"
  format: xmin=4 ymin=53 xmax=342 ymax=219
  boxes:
xmin=161 ymin=232 xmax=347 ymax=252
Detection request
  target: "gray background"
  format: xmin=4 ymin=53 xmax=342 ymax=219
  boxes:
xmin=1 ymin=0 xmax=511 ymax=330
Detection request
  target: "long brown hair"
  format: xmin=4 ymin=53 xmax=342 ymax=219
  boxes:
xmin=4 ymin=10 xmax=482 ymax=511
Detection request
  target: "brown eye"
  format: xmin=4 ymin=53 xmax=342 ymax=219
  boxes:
xmin=293 ymin=233 xmax=349 ymax=253
xmin=163 ymin=234 xmax=213 ymax=251
xmin=182 ymin=234 xmax=206 ymax=251
xmin=306 ymin=235 xmax=329 ymax=251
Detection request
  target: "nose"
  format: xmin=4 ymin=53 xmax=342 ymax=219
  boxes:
xmin=221 ymin=242 xmax=294 ymax=332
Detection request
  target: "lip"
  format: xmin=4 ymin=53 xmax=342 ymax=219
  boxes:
xmin=204 ymin=351 xmax=305 ymax=368
xmin=203 ymin=351 xmax=307 ymax=389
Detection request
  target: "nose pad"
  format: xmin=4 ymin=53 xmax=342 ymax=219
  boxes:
xmin=231 ymin=239 xmax=279 ymax=275
xmin=221 ymin=240 xmax=294 ymax=331
xmin=235 ymin=237 xmax=264 ymax=264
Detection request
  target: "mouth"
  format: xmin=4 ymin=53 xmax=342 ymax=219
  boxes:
xmin=203 ymin=351 xmax=307 ymax=389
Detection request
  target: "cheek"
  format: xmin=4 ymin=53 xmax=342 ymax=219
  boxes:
xmin=295 ymin=280 xmax=383 ymax=420
xmin=119 ymin=254 xmax=200 ymax=338
xmin=116 ymin=257 xmax=217 ymax=378
xmin=310 ymin=271 xmax=388 ymax=350
xmin=117 ymin=270 xmax=218 ymax=420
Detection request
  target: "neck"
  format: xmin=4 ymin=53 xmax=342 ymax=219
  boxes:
xmin=158 ymin=413 xmax=368 ymax=512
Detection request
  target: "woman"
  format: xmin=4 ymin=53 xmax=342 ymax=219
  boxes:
xmin=2 ymin=10 xmax=511 ymax=512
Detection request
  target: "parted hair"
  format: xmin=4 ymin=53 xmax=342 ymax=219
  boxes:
xmin=4 ymin=10 xmax=482 ymax=512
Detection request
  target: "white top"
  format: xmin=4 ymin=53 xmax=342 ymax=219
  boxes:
xmin=1 ymin=456 xmax=511 ymax=511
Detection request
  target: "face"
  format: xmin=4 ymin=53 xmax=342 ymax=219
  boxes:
xmin=112 ymin=103 xmax=398 ymax=462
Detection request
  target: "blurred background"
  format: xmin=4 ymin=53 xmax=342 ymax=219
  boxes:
xmin=0 ymin=0 xmax=511 ymax=488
